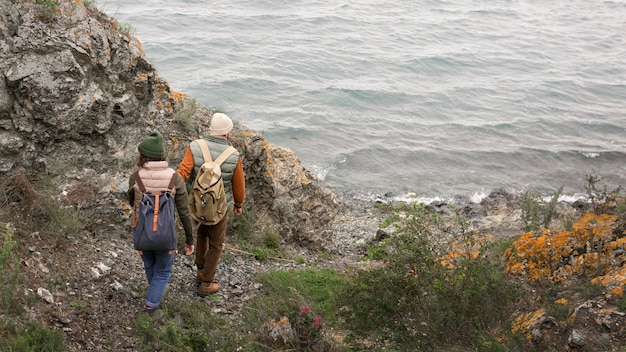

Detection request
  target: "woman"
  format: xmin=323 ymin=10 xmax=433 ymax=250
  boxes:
xmin=128 ymin=131 xmax=195 ymax=318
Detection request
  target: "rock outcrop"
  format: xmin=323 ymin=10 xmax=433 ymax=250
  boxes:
xmin=0 ymin=0 xmax=178 ymax=173
xmin=0 ymin=0 xmax=338 ymax=248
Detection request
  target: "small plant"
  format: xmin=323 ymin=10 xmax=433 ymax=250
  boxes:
xmin=585 ymin=170 xmax=623 ymax=214
xmin=36 ymin=0 xmax=58 ymax=20
xmin=543 ymin=185 xmax=563 ymax=228
xmin=70 ymin=300 xmax=88 ymax=309
xmin=233 ymin=212 xmax=282 ymax=261
xmin=295 ymin=255 xmax=307 ymax=265
xmin=83 ymin=0 xmax=97 ymax=8
xmin=0 ymin=171 xmax=87 ymax=245
xmin=521 ymin=190 xmax=541 ymax=232
xmin=261 ymin=230 xmax=281 ymax=249
xmin=243 ymin=268 xmax=344 ymax=349
xmin=117 ymin=22 xmax=135 ymax=36
xmin=0 ymin=225 xmax=21 ymax=314
xmin=294 ymin=305 xmax=325 ymax=347
xmin=172 ymin=98 xmax=197 ymax=132
xmin=229 ymin=207 xmax=255 ymax=242
xmin=521 ymin=185 xmax=563 ymax=232
xmin=247 ymin=243 xmax=276 ymax=261
xmin=133 ymin=300 xmax=246 ymax=351
xmin=537 ymin=286 xmax=571 ymax=320
xmin=617 ymin=293 xmax=626 ymax=313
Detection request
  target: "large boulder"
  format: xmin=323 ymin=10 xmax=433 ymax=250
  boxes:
xmin=0 ymin=0 xmax=183 ymax=173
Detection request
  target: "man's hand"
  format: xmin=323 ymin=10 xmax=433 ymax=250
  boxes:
xmin=184 ymin=244 xmax=195 ymax=256
xmin=233 ymin=206 xmax=242 ymax=216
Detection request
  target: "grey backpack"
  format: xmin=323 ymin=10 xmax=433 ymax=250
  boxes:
xmin=133 ymin=171 xmax=178 ymax=251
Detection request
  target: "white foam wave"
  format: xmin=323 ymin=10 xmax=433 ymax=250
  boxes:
xmin=311 ymin=156 xmax=347 ymax=182
xmin=580 ymin=151 xmax=601 ymax=158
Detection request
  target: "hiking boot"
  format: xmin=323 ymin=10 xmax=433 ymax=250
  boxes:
xmin=195 ymin=266 xmax=204 ymax=286
xmin=144 ymin=307 xmax=165 ymax=321
xmin=197 ymin=281 xmax=219 ymax=297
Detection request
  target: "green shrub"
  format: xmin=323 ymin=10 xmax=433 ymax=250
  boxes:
xmin=242 ymin=268 xmax=345 ymax=350
xmin=173 ymin=98 xmax=197 ymax=132
xmin=618 ymin=294 xmax=626 ymax=313
xmin=0 ymin=322 xmax=66 ymax=352
xmin=245 ymin=243 xmax=276 ymax=262
xmin=229 ymin=207 xmax=255 ymax=242
xmin=117 ymin=22 xmax=135 ymax=36
xmin=83 ymin=0 xmax=97 ymax=9
xmin=521 ymin=185 xmax=563 ymax=232
xmin=134 ymin=301 xmax=248 ymax=351
xmin=261 ymin=230 xmax=281 ymax=249
xmin=334 ymin=202 xmax=520 ymax=350
xmin=0 ymin=172 xmax=87 ymax=244
xmin=0 ymin=174 xmax=72 ymax=351
xmin=36 ymin=0 xmax=58 ymax=21
xmin=0 ymin=225 xmax=21 ymax=314
xmin=230 ymin=208 xmax=283 ymax=262
xmin=584 ymin=170 xmax=623 ymax=215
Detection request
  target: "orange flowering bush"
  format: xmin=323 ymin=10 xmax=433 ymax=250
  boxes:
xmin=505 ymin=212 xmax=626 ymax=293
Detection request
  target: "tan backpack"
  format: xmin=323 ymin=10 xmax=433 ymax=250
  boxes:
xmin=189 ymin=139 xmax=236 ymax=225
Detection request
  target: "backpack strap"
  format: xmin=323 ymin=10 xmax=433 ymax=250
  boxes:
xmin=195 ymin=139 xmax=237 ymax=166
xmin=195 ymin=139 xmax=213 ymax=163
xmin=215 ymin=146 xmax=237 ymax=166
xmin=133 ymin=170 xmax=147 ymax=193
xmin=166 ymin=173 xmax=177 ymax=192
xmin=152 ymin=193 xmax=160 ymax=232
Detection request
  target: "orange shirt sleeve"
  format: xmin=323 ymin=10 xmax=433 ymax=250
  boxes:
xmin=176 ymin=145 xmax=195 ymax=182
xmin=231 ymin=158 xmax=245 ymax=206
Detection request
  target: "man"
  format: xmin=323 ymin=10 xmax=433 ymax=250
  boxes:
xmin=176 ymin=113 xmax=245 ymax=296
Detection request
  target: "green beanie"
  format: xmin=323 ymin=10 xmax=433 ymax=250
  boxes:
xmin=138 ymin=131 xmax=165 ymax=159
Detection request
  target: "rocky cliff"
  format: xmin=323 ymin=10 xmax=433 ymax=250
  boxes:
xmin=0 ymin=0 xmax=339 ymax=248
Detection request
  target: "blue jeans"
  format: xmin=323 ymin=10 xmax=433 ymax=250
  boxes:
xmin=141 ymin=249 xmax=175 ymax=309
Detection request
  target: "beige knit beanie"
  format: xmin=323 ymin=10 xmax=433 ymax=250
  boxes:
xmin=210 ymin=113 xmax=234 ymax=136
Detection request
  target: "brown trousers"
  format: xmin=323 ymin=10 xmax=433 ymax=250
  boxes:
xmin=195 ymin=215 xmax=227 ymax=283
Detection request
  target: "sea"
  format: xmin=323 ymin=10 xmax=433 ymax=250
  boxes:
xmin=105 ymin=0 xmax=626 ymax=204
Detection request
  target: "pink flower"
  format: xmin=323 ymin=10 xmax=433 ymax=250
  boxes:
xmin=300 ymin=306 xmax=311 ymax=315
xmin=313 ymin=316 xmax=323 ymax=328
